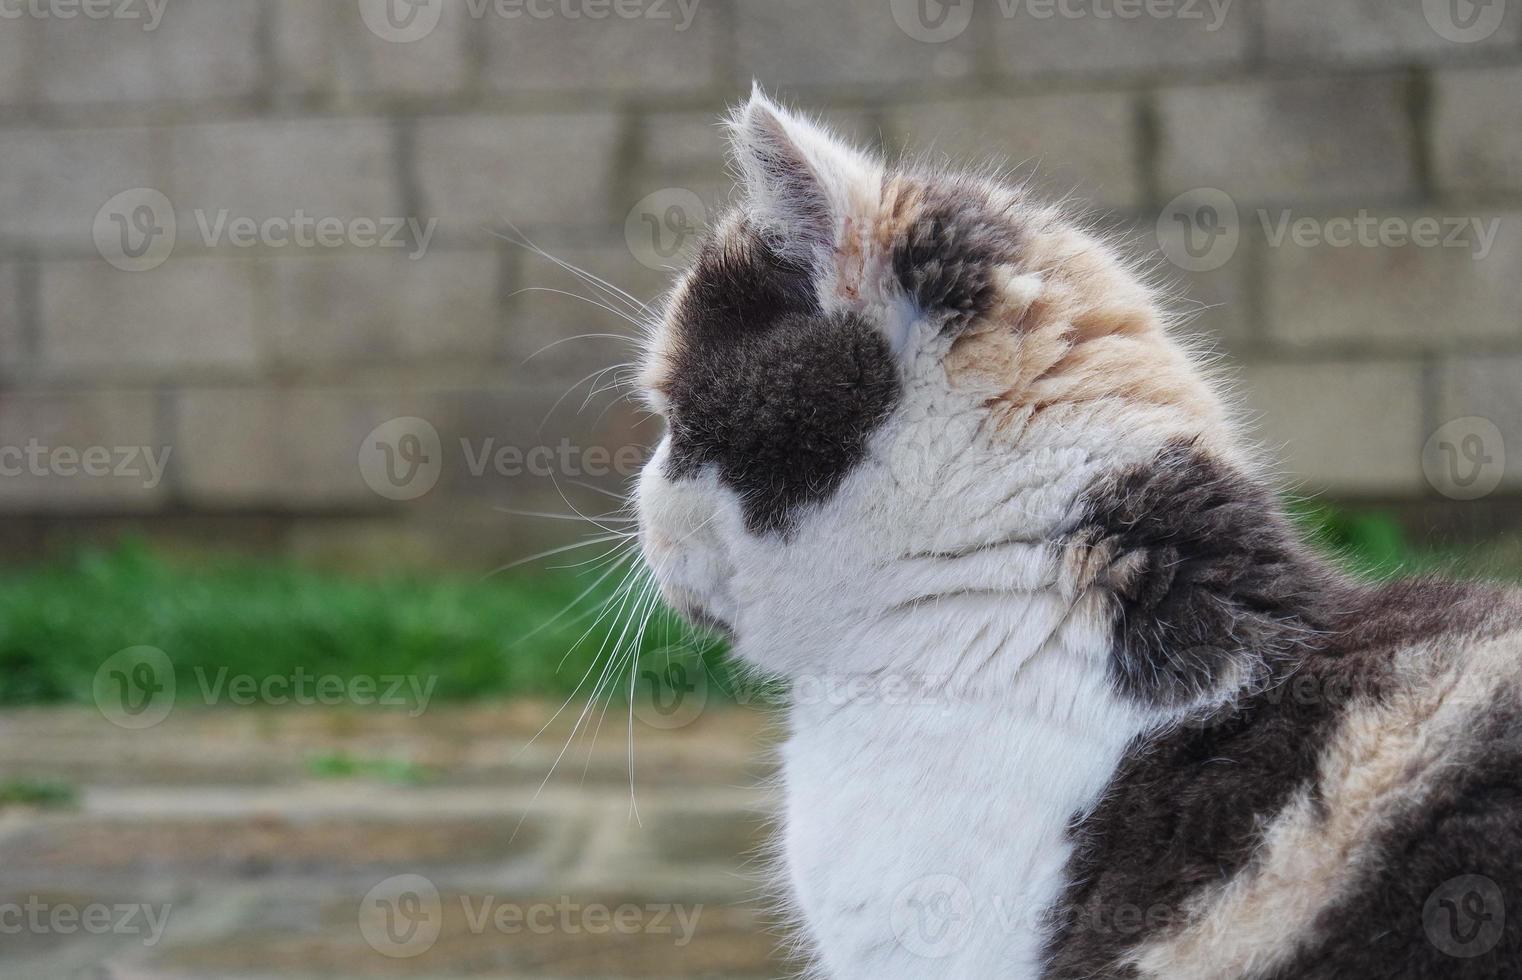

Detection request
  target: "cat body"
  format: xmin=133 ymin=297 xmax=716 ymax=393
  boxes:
xmin=634 ymin=88 xmax=1522 ymax=978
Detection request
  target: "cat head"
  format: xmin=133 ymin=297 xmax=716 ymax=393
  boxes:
xmin=635 ymin=88 xmax=1237 ymax=679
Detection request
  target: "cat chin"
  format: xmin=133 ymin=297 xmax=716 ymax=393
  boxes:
xmin=674 ymin=601 xmax=736 ymax=643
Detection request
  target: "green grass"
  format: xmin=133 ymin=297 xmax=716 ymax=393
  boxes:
xmin=305 ymin=752 xmax=436 ymax=785
xmin=0 ymin=778 xmax=78 ymax=809
xmin=0 ymin=540 xmax=729 ymax=708
xmin=0 ymin=512 xmax=1516 ymax=710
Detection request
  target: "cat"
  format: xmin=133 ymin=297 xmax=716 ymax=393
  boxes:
xmin=632 ymin=86 xmax=1522 ymax=979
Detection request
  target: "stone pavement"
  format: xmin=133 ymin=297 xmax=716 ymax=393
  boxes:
xmin=0 ymin=703 xmax=791 ymax=979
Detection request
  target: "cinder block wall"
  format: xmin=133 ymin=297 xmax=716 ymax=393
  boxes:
xmin=1 ymin=0 xmax=1519 ymax=567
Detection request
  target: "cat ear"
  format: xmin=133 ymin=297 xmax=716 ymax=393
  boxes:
xmin=727 ymin=85 xmax=879 ymax=267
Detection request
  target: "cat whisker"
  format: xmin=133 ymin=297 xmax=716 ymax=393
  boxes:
xmin=493 ymin=220 xmax=657 ymax=321
xmin=483 ymin=532 xmax=632 ymax=577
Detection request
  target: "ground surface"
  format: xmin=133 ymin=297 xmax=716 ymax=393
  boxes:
xmin=0 ymin=703 xmax=789 ymax=979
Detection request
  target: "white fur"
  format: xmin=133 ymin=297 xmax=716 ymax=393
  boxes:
xmin=636 ymin=92 xmax=1212 ymax=978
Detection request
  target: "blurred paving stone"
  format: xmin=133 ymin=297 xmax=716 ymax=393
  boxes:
xmin=146 ymin=888 xmax=782 ymax=978
xmin=269 ymin=250 xmax=504 ymax=369
xmin=1157 ymin=75 xmax=1414 ymax=206
xmin=0 ymin=15 xmax=36 ymax=104
xmin=36 ymin=1 xmax=264 ymax=105
xmin=1433 ymin=66 xmax=1522 ymax=196
xmin=1434 ymin=356 xmax=1522 ymax=492
xmin=274 ymin=0 xmax=473 ymax=100
xmin=0 ymin=704 xmax=776 ymax=788
xmin=1240 ymin=359 xmax=1427 ymax=494
xmin=735 ymin=0 xmax=977 ymax=90
xmin=414 ymin=113 xmax=622 ymax=236
xmin=0 ymin=260 xmax=25 ymax=369
xmin=641 ymin=808 xmax=771 ymax=866
xmin=0 ymin=703 xmax=785 ymax=978
xmin=1261 ymin=210 xmax=1522 ymax=350
xmin=0 ymin=389 xmax=168 ymax=511
xmin=0 ymin=127 xmax=160 ymax=250
xmin=886 ymin=92 xmax=1143 ymax=209
xmin=171 ymin=386 xmax=443 ymax=508
xmin=482 ymin=0 xmax=723 ymax=94
xmin=38 ymin=257 xmax=264 ymax=379
xmin=168 ymin=119 xmax=401 ymax=233
xmin=1262 ymin=0 xmax=1521 ymax=65
xmin=0 ymin=811 xmax=564 ymax=878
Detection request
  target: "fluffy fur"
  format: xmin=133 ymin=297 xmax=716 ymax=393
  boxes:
xmin=633 ymin=89 xmax=1522 ymax=979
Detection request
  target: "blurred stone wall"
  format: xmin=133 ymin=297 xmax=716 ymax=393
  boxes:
xmin=1 ymin=0 xmax=1519 ymax=567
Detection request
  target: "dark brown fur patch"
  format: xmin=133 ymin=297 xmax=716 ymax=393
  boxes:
xmin=1041 ymin=445 xmax=1522 ymax=979
xmin=888 ymin=178 xmax=1021 ymax=330
xmin=662 ymin=218 xmax=901 ymax=535
xmin=1266 ymin=682 xmax=1522 ymax=979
